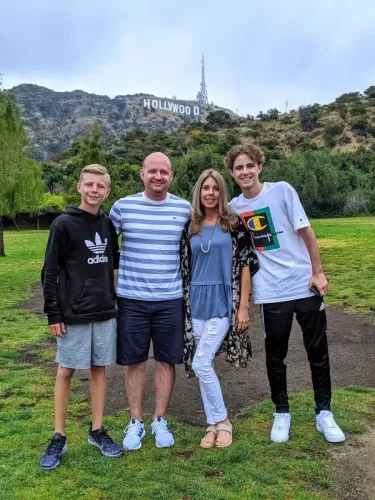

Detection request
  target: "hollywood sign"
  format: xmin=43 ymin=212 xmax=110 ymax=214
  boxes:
xmin=143 ymin=98 xmax=200 ymax=116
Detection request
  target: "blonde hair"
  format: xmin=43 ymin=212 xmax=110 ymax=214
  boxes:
xmin=190 ymin=169 xmax=238 ymax=235
xmin=224 ymin=143 xmax=265 ymax=171
xmin=80 ymin=164 xmax=111 ymax=185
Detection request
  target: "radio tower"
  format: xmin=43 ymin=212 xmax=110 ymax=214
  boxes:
xmin=196 ymin=54 xmax=208 ymax=105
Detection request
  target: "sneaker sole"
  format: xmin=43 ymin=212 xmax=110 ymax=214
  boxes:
xmin=270 ymin=435 xmax=289 ymax=443
xmin=88 ymin=438 xmax=122 ymax=457
xmin=123 ymin=429 xmax=146 ymax=451
xmin=316 ymin=424 xmax=345 ymax=443
xmin=155 ymin=439 xmax=175 ymax=448
xmin=40 ymin=444 xmax=67 ymax=471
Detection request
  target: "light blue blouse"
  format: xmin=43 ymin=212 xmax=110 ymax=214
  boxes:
xmin=189 ymin=224 xmax=232 ymax=320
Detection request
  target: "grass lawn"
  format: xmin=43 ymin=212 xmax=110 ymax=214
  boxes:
xmin=311 ymin=216 xmax=375 ymax=315
xmin=0 ymin=220 xmax=375 ymax=500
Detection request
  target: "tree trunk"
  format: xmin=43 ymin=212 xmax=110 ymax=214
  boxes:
xmin=0 ymin=216 xmax=5 ymax=257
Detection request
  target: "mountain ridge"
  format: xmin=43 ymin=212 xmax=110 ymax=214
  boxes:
xmin=11 ymin=84 xmax=237 ymax=160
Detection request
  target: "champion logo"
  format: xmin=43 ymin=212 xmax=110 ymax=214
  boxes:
xmin=85 ymin=232 xmax=108 ymax=264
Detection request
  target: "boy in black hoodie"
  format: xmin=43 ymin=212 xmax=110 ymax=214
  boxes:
xmin=40 ymin=164 xmax=121 ymax=470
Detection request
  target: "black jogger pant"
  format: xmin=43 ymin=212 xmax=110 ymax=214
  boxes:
xmin=261 ymin=296 xmax=331 ymax=414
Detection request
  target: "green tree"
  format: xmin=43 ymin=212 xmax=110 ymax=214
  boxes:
xmin=364 ymin=85 xmax=375 ymax=98
xmin=298 ymin=104 xmax=320 ymax=131
xmin=0 ymin=91 xmax=44 ymax=256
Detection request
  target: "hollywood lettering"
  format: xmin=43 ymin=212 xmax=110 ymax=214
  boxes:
xmin=143 ymin=98 xmax=200 ymax=116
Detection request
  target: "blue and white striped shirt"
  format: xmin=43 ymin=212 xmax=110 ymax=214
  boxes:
xmin=110 ymin=192 xmax=191 ymax=301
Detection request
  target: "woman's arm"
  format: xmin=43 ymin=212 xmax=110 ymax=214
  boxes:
xmin=236 ymin=266 xmax=250 ymax=331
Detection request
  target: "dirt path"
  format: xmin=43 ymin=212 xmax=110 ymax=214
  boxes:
xmin=22 ymin=283 xmax=375 ymax=499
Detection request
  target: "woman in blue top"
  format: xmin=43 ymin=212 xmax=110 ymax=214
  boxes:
xmin=180 ymin=169 xmax=259 ymax=449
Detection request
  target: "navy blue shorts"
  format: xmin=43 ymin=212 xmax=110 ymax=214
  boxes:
xmin=117 ymin=297 xmax=184 ymax=366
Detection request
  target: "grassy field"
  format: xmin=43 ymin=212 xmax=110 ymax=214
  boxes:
xmin=311 ymin=216 xmax=375 ymax=316
xmin=0 ymin=219 xmax=375 ymax=500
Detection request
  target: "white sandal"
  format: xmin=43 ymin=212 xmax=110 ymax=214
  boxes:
xmin=215 ymin=422 xmax=233 ymax=448
xmin=200 ymin=425 xmax=217 ymax=449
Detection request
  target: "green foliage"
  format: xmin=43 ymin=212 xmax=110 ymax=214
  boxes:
xmin=349 ymin=100 xmax=367 ymax=117
xmin=298 ymin=104 xmax=320 ymax=131
xmin=33 ymin=192 xmax=66 ymax=215
xmin=204 ymin=110 xmax=236 ymax=131
xmin=0 ymin=92 xmax=44 ymax=254
xmin=257 ymin=109 xmax=280 ymax=121
xmin=264 ymin=149 xmax=369 ymax=217
xmin=364 ymin=85 xmax=375 ymax=98
xmin=323 ymin=123 xmax=345 ymax=147
xmin=337 ymin=103 xmax=348 ymax=121
xmin=350 ymin=118 xmax=375 ymax=137
xmin=171 ymin=147 xmax=234 ymax=200
xmin=280 ymin=115 xmax=293 ymax=124
xmin=336 ymin=92 xmax=362 ymax=103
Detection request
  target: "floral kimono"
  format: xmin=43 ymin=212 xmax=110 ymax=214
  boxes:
xmin=180 ymin=216 xmax=259 ymax=377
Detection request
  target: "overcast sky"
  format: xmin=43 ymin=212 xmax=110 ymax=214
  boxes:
xmin=2 ymin=0 xmax=375 ymax=115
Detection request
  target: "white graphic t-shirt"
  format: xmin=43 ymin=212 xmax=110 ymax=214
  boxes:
xmin=230 ymin=181 xmax=314 ymax=304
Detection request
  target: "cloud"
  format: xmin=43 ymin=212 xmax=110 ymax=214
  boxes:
xmin=2 ymin=0 xmax=375 ymax=115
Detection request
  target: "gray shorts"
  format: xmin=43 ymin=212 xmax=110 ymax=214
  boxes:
xmin=56 ymin=318 xmax=117 ymax=369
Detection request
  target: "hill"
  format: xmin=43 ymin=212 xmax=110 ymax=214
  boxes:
xmin=11 ymin=84 xmax=237 ymax=160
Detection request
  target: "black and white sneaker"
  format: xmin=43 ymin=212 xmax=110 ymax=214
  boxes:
xmin=40 ymin=433 xmax=67 ymax=471
xmin=88 ymin=425 xmax=122 ymax=457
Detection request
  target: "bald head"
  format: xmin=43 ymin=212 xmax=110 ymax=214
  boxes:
xmin=140 ymin=152 xmax=174 ymax=201
xmin=143 ymin=152 xmax=172 ymax=171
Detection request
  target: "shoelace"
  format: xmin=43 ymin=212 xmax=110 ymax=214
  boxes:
xmin=46 ymin=437 xmax=65 ymax=455
xmin=97 ymin=428 xmax=115 ymax=445
xmin=274 ymin=415 xmax=289 ymax=430
xmin=152 ymin=421 xmax=169 ymax=434
xmin=321 ymin=414 xmax=337 ymax=429
xmin=125 ymin=423 xmax=143 ymax=436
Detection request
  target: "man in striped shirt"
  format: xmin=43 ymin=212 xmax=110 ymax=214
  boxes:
xmin=110 ymin=152 xmax=191 ymax=451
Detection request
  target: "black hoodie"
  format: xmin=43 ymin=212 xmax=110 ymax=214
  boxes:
xmin=41 ymin=206 xmax=119 ymax=325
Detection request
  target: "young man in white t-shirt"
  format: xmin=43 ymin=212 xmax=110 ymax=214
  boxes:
xmin=227 ymin=143 xmax=345 ymax=444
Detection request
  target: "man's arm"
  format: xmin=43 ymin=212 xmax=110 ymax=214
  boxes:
xmin=236 ymin=266 xmax=250 ymax=331
xmin=298 ymin=226 xmax=328 ymax=296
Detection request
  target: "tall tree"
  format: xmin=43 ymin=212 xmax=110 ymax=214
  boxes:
xmin=0 ymin=91 xmax=44 ymax=256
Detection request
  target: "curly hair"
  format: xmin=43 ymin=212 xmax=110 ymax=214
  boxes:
xmin=190 ymin=169 xmax=238 ymax=235
xmin=224 ymin=143 xmax=265 ymax=171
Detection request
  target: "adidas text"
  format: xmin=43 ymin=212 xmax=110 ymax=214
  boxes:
xmin=88 ymin=255 xmax=108 ymax=265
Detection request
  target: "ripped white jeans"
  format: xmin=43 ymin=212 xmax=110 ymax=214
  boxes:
xmin=192 ymin=317 xmax=230 ymax=425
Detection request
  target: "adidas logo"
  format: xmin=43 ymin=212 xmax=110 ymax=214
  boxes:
xmin=319 ymin=302 xmax=325 ymax=311
xmin=85 ymin=232 xmax=108 ymax=264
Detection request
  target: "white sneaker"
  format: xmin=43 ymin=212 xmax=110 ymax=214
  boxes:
xmin=270 ymin=413 xmax=291 ymax=443
xmin=316 ymin=411 xmax=345 ymax=443
xmin=123 ymin=419 xmax=145 ymax=450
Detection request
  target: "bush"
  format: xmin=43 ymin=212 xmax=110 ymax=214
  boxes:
xmin=342 ymin=189 xmax=370 ymax=216
xmin=280 ymin=115 xmax=293 ymax=124
xmin=336 ymin=92 xmax=362 ymax=103
xmin=337 ymin=103 xmax=348 ymax=120
xmin=350 ymin=118 xmax=375 ymax=136
xmin=299 ymin=104 xmax=320 ymax=131
xmin=324 ymin=123 xmax=345 ymax=147
xmin=349 ymin=100 xmax=367 ymax=117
